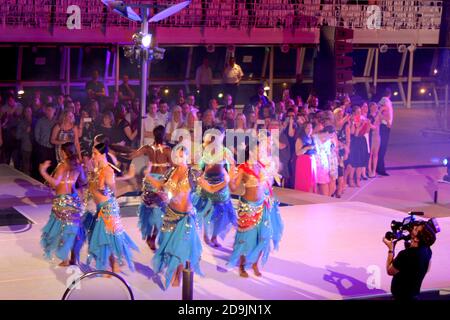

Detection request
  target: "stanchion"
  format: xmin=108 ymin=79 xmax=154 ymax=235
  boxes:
xmin=182 ymin=261 xmax=194 ymax=300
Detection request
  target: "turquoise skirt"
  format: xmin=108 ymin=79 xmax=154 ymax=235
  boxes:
xmin=228 ymin=195 xmax=284 ymax=269
xmin=41 ymin=193 xmax=85 ymax=262
xmin=87 ymin=197 xmax=139 ymax=271
xmin=152 ymin=205 xmax=203 ymax=289
xmin=193 ymin=186 xmax=237 ymax=239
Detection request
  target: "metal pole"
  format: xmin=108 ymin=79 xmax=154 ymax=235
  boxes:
xmin=269 ymin=46 xmax=274 ymax=101
xmin=407 ymin=49 xmax=414 ymax=109
xmin=373 ymin=48 xmax=379 ymax=95
xmin=66 ymin=47 xmax=71 ymax=95
xmin=140 ymin=8 xmax=149 ymax=147
xmin=115 ymin=43 xmax=120 ymax=96
xmin=445 ymin=84 xmax=449 ymax=131
xmin=182 ymin=261 xmax=194 ymax=300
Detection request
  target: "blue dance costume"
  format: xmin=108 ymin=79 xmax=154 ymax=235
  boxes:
xmin=152 ymin=167 xmax=203 ymax=289
xmin=41 ymin=193 xmax=85 ymax=262
xmin=87 ymin=167 xmax=139 ymax=271
xmin=137 ymin=174 xmax=167 ymax=240
xmin=228 ymin=162 xmax=284 ymax=268
xmin=194 ymin=149 xmax=237 ymax=240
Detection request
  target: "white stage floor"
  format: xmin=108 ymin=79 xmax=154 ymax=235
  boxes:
xmin=1 ymin=199 xmax=449 ymax=300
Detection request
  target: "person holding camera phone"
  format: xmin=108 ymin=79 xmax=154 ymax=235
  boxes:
xmin=383 ymin=220 xmax=437 ymax=300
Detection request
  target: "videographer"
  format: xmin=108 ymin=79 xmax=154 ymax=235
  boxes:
xmin=383 ymin=221 xmax=437 ymax=300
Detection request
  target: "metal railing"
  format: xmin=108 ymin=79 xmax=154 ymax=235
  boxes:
xmin=0 ymin=0 xmax=443 ymax=31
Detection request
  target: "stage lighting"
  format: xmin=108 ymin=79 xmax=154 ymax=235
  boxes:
xmin=398 ymin=44 xmax=407 ymax=53
xmin=141 ymin=34 xmax=152 ymax=48
xmin=434 ymin=68 xmax=438 ymax=75
xmin=393 ymin=91 xmax=399 ymax=96
xmin=164 ymin=88 xmax=169 ymax=95
xmin=443 ymin=158 xmax=450 ymax=182
xmin=18 ymin=89 xmax=24 ymax=95
xmin=282 ymin=82 xmax=288 ymax=88
xmin=152 ymin=47 xmax=166 ymax=60
xmin=419 ymin=88 xmax=426 ymax=94
xmin=218 ymin=93 xmax=224 ymax=99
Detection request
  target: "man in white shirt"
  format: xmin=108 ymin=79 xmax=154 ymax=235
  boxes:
xmin=143 ymin=101 xmax=158 ymax=146
xmin=156 ymin=99 xmax=169 ymax=127
xmin=196 ymin=57 xmax=213 ymax=114
xmin=377 ymin=88 xmax=394 ymax=176
xmin=223 ymin=56 xmax=244 ymax=105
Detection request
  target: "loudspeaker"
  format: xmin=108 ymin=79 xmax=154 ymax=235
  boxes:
xmin=314 ymin=26 xmax=353 ymax=107
xmin=439 ymin=0 xmax=450 ymax=47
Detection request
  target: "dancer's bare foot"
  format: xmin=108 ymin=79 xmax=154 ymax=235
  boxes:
xmin=211 ymin=237 xmax=221 ymax=248
xmin=203 ymin=235 xmax=212 ymax=245
xmin=239 ymin=266 xmax=249 ymax=278
xmin=59 ymin=260 xmax=70 ymax=267
xmin=252 ymin=263 xmax=262 ymax=277
xmin=146 ymin=236 xmax=156 ymax=251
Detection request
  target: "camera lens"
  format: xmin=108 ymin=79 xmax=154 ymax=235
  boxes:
xmin=385 ymin=232 xmax=395 ymax=241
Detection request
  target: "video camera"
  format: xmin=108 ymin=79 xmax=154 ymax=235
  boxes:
xmin=385 ymin=211 xmax=441 ymax=248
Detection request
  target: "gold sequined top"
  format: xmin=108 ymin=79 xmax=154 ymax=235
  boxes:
xmin=164 ymin=168 xmax=191 ymax=194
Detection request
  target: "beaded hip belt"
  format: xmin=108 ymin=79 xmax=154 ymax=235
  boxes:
xmin=52 ymin=193 xmax=82 ymax=224
xmin=161 ymin=206 xmax=193 ymax=233
xmin=237 ymin=200 xmax=264 ymax=232
xmin=97 ymin=198 xmax=124 ymax=235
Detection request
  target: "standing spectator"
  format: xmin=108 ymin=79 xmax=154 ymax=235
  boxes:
xmin=16 ymin=107 xmax=34 ymax=175
xmin=246 ymin=111 xmax=257 ymax=130
xmin=186 ymin=95 xmax=200 ymax=115
xmin=223 ymin=106 xmax=236 ymax=130
xmin=208 ymin=98 xmax=220 ymax=115
xmin=78 ymin=109 xmax=96 ymax=156
xmin=282 ymin=108 xmax=298 ymax=189
xmin=368 ymin=102 xmax=381 ymax=178
xmin=54 ymin=94 xmax=65 ymax=119
xmin=201 ymin=109 xmax=216 ymax=135
xmin=86 ymin=70 xmax=106 ymax=106
xmin=377 ymin=88 xmax=394 ymax=176
xmin=0 ymin=94 xmax=23 ymax=167
xmin=166 ymin=105 xmax=183 ymax=146
xmin=360 ymin=102 xmax=371 ymax=180
xmin=156 ymin=99 xmax=170 ymax=127
xmin=51 ymin=110 xmax=81 ymax=162
xmin=143 ymin=101 xmax=158 ymax=146
xmin=217 ymin=94 xmax=235 ymax=120
xmin=94 ymin=111 xmax=115 ymax=140
xmin=295 ymin=122 xmax=317 ymax=192
xmin=34 ymin=104 xmax=57 ymax=180
xmin=334 ymin=107 xmax=351 ymax=198
xmin=223 ymin=56 xmax=243 ymax=104
xmin=149 ymin=85 xmax=161 ymax=102
xmin=195 ymin=58 xmax=213 ymax=114
xmin=313 ymin=124 xmax=332 ymax=196
xmin=249 ymin=85 xmax=269 ymax=106
xmin=113 ymin=105 xmax=138 ymax=145
xmin=118 ymin=74 xmax=136 ymax=104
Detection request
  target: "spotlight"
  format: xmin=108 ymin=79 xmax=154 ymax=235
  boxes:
xmin=379 ymin=44 xmax=388 ymax=53
xmin=434 ymin=68 xmax=438 ymax=75
xmin=18 ymin=90 xmax=24 ymax=95
xmin=282 ymin=82 xmax=288 ymax=88
xmin=419 ymin=88 xmax=426 ymax=94
xmin=393 ymin=91 xmax=399 ymax=96
xmin=218 ymin=93 xmax=224 ymax=99
xmin=142 ymin=34 xmax=152 ymax=48
xmin=443 ymin=157 xmax=450 ymax=182
xmin=398 ymin=44 xmax=407 ymax=53
xmin=164 ymin=88 xmax=169 ymax=95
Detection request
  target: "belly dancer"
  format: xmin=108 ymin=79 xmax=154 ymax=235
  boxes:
xmin=129 ymin=125 xmax=172 ymax=250
xmin=39 ymin=142 xmax=87 ymax=266
xmin=145 ymin=146 xmax=229 ymax=288
xmin=87 ymin=142 xmax=139 ymax=273
xmin=194 ymin=127 xmax=237 ymax=247
xmin=228 ymin=144 xmax=284 ymax=278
